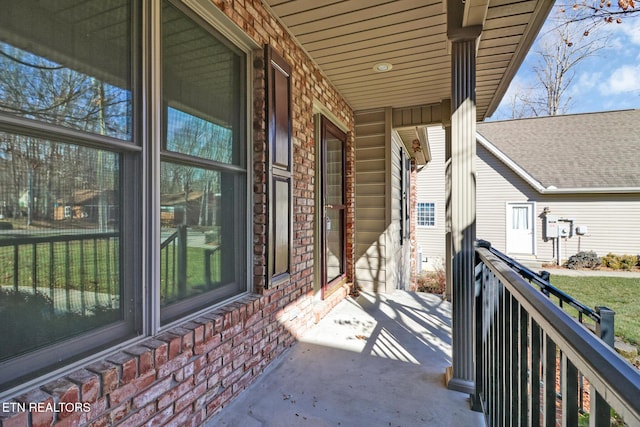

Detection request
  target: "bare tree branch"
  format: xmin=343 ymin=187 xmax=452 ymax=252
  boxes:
xmin=511 ymin=21 xmax=607 ymax=117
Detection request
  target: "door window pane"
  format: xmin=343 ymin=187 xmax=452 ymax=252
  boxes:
xmin=0 ymin=135 xmax=121 ymax=362
xmin=326 ymin=135 xmax=344 ymax=206
xmin=512 ymin=206 xmax=529 ymax=229
xmin=326 ymin=208 xmax=344 ymax=283
xmin=0 ymin=0 xmax=133 ymax=140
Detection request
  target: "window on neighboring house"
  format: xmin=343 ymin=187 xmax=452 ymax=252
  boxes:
xmin=417 ymin=202 xmax=436 ymax=227
xmin=0 ymin=0 xmax=250 ymax=390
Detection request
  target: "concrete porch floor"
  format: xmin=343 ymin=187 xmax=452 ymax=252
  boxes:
xmin=206 ymin=290 xmax=485 ymax=427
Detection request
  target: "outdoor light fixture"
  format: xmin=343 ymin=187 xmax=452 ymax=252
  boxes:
xmin=373 ymin=62 xmax=393 ymax=72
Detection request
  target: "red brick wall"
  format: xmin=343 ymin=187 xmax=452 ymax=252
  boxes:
xmin=410 ymin=158 xmax=419 ymax=289
xmin=0 ymin=1 xmax=354 ymax=426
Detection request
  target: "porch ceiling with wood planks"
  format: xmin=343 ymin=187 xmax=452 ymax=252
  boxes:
xmin=263 ymin=0 xmax=553 ymax=121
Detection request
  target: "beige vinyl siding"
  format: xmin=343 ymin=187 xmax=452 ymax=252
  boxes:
xmin=477 ymin=144 xmax=640 ymax=262
xmin=355 ymin=109 xmax=388 ymax=292
xmin=532 ymin=195 xmax=640 ymax=261
xmin=475 ymin=143 xmax=533 ymax=252
xmin=416 ymin=126 xmax=447 ymax=266
xmin=354 ymin=108 xmax=413 ymax=292
xmin=417 ymin=134 xmax=640 ymax=265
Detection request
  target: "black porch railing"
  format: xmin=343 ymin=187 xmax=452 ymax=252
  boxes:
xmin=0 ymin=231 xmax=120 ymax=315
xmin=484 ymin=242 xmax=615 ymax=346
xmin=160 ymin=225 xmax=221 ymax=302
xmin=474 ymin=241 xmax=640 ymax=427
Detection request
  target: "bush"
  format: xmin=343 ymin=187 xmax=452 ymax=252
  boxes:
xmin=417 ymin=268 xmax=446 ymax=295
xmin=0 ymin=222 xmax=12 ymax=230
xmin=602 ymin=253 xmax=639 ymax=270
xmin=565 ymin=251 xmax=601 ymax=269
xmin=0 ymin=288 xmax=119 ymax=360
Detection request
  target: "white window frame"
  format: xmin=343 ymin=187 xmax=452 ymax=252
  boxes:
xmin=417 ymin=202 xmax=436 ymax=228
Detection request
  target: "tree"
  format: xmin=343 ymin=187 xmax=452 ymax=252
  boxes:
xmin=559 ymin=0 xmax=640 ymax=27
xmin=0 ymin=41 xmax=126 ymax=226
xmin=505 ymin=21 xmax=607 ymax=118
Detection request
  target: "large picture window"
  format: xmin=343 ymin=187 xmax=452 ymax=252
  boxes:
xmin=0 ymin=0 xmax=136 ymax=390
xmin=0 ymin=0 xmax=250 ymax=390
xmin=159 ymin=1 xmax=247 ymax=324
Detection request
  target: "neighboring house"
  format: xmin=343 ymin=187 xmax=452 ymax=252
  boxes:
xmin=0 ymin=0 xmax=553 ymax=425
xmin=417 ymin=110 xmax=640 ymax=268
xmin=53 ymin=190 xmax=118 ymax=221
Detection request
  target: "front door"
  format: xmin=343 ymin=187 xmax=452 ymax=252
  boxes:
xmin=506 ymin=202 xmax=535 ymax=255
xmin=321 ymin=117 xmax=347 ymax=298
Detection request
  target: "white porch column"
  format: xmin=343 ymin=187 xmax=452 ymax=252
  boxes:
xmin=446 ymin=29 xmax=480 ymax=395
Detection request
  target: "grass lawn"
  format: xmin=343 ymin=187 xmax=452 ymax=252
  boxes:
xmin=550 ymin=275 xmax=640 ymax=346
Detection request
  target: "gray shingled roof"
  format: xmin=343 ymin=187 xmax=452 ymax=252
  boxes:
xmin=476 ymin=110 xmax=640 ymax=190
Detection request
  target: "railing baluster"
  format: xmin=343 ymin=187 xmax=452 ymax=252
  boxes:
xmin=510 ymin=295 xmax=519 ymax=427
xmin=543 ymin=333 xmax=557 ymax=427
xmin=502 ymin=288 xmax=511 ymax=426
xmin=561 ymin=352 xmax=579 ymax=427
xmin=94 ymin=237 xmax=99 ymax=307
xmin=171 ymin=241 xmax=176 ymax=297
xmin=490 ymin=270 xmax=498 ymax=427
xmin=519 ymin=306 xmax=528 ymax=427
xmin=495 ymin=277 xmax=503 ymax=427
xmin=484 ymin=266 xmax=489 ymax=417
xmin=80 ymin=239 xmax=86 ymax=316
xmin=13 ymin=245 xmax=19 ymax=290
xmin=177 ymin=225 xmax=187 ymax=298
xmin=49 ymin=240 xmax=55 ymax=300
xmin=65 ymin=240 xmax=71 ymax=311
xmin=591 ymin=390 xmax=610 ymax=427
xmin=106 ymin=237 xmax=112 ymax=307
xmin=32 ymin=242 xmax=37 ymax=293
xmin=472 ymin=262 xmax=484 ymax=412
xmin=530 ymin=320 xmax=541 ymax=427
xmin=163 ymin=241 xmax=169 ymax=299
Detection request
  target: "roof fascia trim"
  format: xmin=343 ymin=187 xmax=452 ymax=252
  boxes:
xmin=537 ymin=187 xmax=640 ymax=194
xmin=483 ymin=0 xmax=555 ymax=119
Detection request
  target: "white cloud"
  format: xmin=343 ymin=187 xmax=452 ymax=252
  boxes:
xmin=572 ymin=70 xmax=601 ymax=96
xmin=617 ymin=18 xmax=640 ymax=46
xmin=601 ymin=64 xmax=640 ymax=94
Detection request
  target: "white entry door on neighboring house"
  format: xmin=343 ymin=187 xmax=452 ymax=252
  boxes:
xmin=506 ymin=202 xmax=535 ymax=255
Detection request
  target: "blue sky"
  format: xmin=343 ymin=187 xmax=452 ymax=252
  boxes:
xmin=488 ymin=12 xmax=640 ymax=120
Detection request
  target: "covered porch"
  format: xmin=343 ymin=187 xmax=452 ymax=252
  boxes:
xmin=208 ymin=245 xmax=640 ymax=427
xmin=208 ymin=289 xmax=485 ymax=426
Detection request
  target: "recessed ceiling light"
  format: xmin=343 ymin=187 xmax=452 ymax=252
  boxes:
xmin=373 ymin=62 xmax=393 ymax=72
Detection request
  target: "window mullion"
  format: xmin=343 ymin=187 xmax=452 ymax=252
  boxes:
xmin=144 ymin=0 xmax=164 ymax=335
